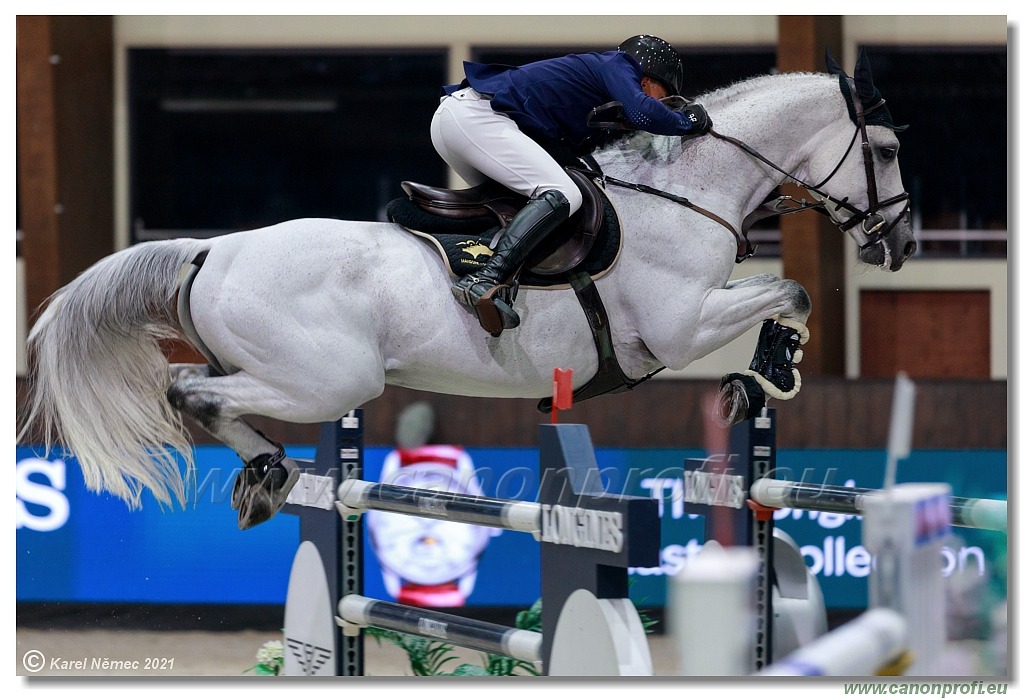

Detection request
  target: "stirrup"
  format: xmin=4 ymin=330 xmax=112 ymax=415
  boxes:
xmin=452 ymin=275 xmax=519 ymax=336
xmin=451 ymin=274 xmax=488 ymax=310
xmin=474 ymin=284 xmax=519 ymax=336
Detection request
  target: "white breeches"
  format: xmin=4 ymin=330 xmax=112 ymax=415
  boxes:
xmin=430 ymin=87 xmax=584 ymax=215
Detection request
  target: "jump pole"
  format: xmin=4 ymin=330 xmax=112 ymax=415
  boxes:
xmin=336 ymin=479 xmax=541 ymax=533
xmin=750 ymin=478 xmax=1007 ymax=532
xmin=338 ymin=594 xmax=543 ymax=664
xmin=758 ymin=608 xmax=909 ymax=676
xmin=283 ymin=403 xmax=662 ymax=675
xmin=335 ymin=420 xmax=661 ymax=675
xmin=679 ymin=378 xmax=1002 ymax=675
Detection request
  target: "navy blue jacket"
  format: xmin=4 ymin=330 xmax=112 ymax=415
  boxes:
xmin=445 ymin=51 xmax=696 ymax=153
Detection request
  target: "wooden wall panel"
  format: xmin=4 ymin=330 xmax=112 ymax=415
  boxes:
xmin=264 ymin=379 xmax=1006 ymax=450
xmin=777 ymin=16 xmax=847 ymax=376
xmin=19 ymin=377 xmax=1005 ymax=451
xmin=17 ymin=16 xmax=114 ymax=322
xmin=17 ymin=16 xmax=61 ymax=318
xmin=860 ymin=290 xmax=991 ymax=379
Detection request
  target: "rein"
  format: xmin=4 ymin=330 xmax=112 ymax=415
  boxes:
xmin=593 ymin=169 xmax=757 ymax=263
xmin=585 ymin=82 xmax=910 ymax=261
xmin=707 ymin=81 xmax=910 ymax=251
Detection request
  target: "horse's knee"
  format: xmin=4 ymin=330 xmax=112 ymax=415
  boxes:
xmin=781 ymin=279 xmax=811 ymax=317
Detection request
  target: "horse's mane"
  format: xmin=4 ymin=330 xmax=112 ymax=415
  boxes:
xmin=695 ymin=70 xmax=826 ymax=107
xmin=595 ymin=71 xmax=839 ymax=159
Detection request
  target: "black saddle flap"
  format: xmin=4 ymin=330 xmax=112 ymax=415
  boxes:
xmin=386 ymin=176 xmax=621 ymax=288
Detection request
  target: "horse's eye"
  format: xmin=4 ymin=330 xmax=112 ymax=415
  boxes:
xmin=879 ymin=146 xmax=897 ymax=161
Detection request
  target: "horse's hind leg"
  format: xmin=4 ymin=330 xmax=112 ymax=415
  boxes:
xmin=168 ymin=364 xmax=275 ymax=500
xmin=166 ymin=376 xmax=294 ymax=529
xmin=166 ymin=371 xmax=379 ymax=530
xmin=169 ymin=363 xmax=210 ymax=382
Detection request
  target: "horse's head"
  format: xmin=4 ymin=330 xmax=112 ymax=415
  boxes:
xmin=809 ymin=49 xmax=918 ymax=271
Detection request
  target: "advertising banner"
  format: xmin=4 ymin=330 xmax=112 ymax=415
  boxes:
xmin=17 ymin=443 xmax=1005 ymax=611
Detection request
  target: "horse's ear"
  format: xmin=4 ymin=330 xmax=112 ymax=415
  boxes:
xmin=825 ymin=48 xmax=846 ymax=77
xmin=853 ymin=48 xmax=876 ymax=101
xmin=849 ymin=48 xmax=908 ymax=131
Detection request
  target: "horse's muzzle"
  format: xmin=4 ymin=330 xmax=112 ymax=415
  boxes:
xmin=889 ymin=239 xmax=917 ymax=272
xmin=859 ymin=222 xmax=916 ymax=271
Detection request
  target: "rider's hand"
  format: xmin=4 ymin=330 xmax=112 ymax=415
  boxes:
xmin=682 ymin=104 xmax=713 ymax=135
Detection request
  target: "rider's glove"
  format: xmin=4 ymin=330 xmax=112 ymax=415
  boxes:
xmin=681 ymin=104 xmax=713 ymax=135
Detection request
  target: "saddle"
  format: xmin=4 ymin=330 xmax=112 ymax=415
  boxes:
xmin=386 ymin=169 xmax=620 ymax=287
xmin=387 ymin=169 xmax=662 ymax=411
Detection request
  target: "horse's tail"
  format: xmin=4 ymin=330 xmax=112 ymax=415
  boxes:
xmin=18 ymin=238 xmax=211 ymax=509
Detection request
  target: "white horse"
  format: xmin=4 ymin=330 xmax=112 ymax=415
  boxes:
xmin=20 ymin=51 xmax=917 ymax=529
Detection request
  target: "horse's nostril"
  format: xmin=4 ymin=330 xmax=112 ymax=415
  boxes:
xmin=905 ymin=241 xmax=918 ymax=259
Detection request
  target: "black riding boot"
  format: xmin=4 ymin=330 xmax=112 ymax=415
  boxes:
xmin=452 ymin=189 xmax=571 ymax=335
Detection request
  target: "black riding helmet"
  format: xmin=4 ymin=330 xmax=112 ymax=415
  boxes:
xmin=618 ymin=35 xmax=685 ymax=97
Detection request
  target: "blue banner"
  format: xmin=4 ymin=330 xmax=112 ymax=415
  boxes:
xmin=16 ymin=443 xmax=1006 ymax=611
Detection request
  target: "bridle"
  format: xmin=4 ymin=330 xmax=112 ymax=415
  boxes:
xmin=586 ymin=80 xmax=910 ymax=262
xmin=799 ymin=81 xmax=911 ymax=251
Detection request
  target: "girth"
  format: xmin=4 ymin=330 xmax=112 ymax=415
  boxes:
xmin=536 ymin=271 xmax=663 ymax=414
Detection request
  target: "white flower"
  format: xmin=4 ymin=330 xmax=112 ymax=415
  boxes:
xmin=256 ymin=640 xmax=284 ymax=666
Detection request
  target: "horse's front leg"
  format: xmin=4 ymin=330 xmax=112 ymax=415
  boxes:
xmin=697 ymin=274 xmax=812 ymax=425
xmin=722 ymin=272 xmax=811 ymax=325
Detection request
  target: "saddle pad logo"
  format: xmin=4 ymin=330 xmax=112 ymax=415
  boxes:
xmin=458 ymin=240 xmax=493 ymax=267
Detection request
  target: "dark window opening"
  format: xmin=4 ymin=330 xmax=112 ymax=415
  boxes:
xmin=864 ymin=46 xmax=1007 ymax=258
xmin=126 ymin=44 xmax=1006 ymax=260
xmin=472 ymin=45 xmax=777 ymax=99
xmin=473 ymin=46 xmax=782 ymax=253
xmin=128 ymin=48 xmax=447 ymax=243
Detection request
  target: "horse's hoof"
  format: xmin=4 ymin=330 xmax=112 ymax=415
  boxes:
xmin=716 ymin=377 xmax=750 ymax=427
xmin=230 ymin=458 xmax=277 ymax=510
xmin=717 ymin=373 xmax=767 ymax=426
xmin=237 ymin=488 xmax=274 ymax=530
xmin=230 ymin=464 xmax=259 ymax=510
xmin=231 ymin=454 xmax=300 ymax=527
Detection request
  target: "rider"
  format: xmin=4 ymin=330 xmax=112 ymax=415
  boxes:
xmin=431 ymin=35 xmax=714 ymax=336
